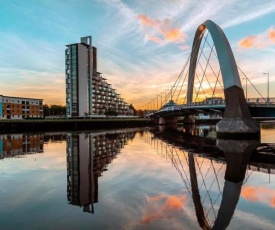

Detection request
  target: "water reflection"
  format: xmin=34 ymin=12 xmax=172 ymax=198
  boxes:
xmin=0 ymin=134 xmax=43 ymax=159
xmin=66 ymin=130 xmax=137 ymax=213
xmin=146 ymin=126 xmax=275 ymax=229
xmin=64 ymin=126 xmax=275 ymax=228
xmin=212 ymin=139 xmax=259 ymax=230
xmin=0 ymin=126 xmax=275 ymax=229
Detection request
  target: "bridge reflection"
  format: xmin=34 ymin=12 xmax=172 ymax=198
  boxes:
xmin=63 ymin=127 xmax=275 ymax=228
xmin=144 ymin=126 xmax=275 ymax=229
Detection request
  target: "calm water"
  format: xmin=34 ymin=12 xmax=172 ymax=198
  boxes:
xmin=0 ymin=123 xmax=275 ymax=230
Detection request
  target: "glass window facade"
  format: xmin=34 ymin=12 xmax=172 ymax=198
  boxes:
xmin=65 ymin=37 xmax=134 ymax=118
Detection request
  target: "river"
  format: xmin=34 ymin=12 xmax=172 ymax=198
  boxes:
xmin=0 ymin=123 xmax=275 ymax=229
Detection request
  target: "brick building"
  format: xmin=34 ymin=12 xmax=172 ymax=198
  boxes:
xmin=0 ymin=95 xmax=43 ymax=119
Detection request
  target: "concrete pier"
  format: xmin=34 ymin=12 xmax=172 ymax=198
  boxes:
xmin=216 ymin=86 xmax=260 ymax=139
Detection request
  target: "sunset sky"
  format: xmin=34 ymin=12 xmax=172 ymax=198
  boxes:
xmin=0 ymin=0 xmax=274 ymax=107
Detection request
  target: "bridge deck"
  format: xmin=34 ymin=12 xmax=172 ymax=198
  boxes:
xmin=148 ymin=99 xmax=275 ymax=118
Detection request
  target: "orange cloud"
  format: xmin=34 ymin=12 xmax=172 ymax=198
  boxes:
xmin=137 ymin=14 xmax=187 ymax=45
xmin=238 ymin=36 xmax=257 ymax=48
xmin=163 ymin=28 xmax=186 ymax=43
xmin=241 ymin=186 xmax=259 ymax=201
xmin=179 ymin=45 xmax=190 ymax=50
xmin=137 ymin=14 xmax=156 ymax=27
xmin=238 ymin=26 xmax=275 ymax=49
xmin=147 ymin=35 xmax=163 ymax=44
xmin=241 ymin=186 xmax=275 ymax=208
xmin=165 ymin=195 xmax=184 ymax=210
xmin=268 ymin=27 xmax=275 ymax=43
xmin=141 ymin=194 xmax=188 ymax=225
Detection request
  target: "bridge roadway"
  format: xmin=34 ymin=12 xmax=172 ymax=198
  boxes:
xmin=148 ymin=98 xmax=275 ymax=118
xmin=150 ymin=128 xmax=275 ymax=175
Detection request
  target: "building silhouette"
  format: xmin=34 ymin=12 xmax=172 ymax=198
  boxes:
xmin=65 ymin=36 xmax=133 ymax=118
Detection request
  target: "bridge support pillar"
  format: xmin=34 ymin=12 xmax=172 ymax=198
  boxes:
xmin=158 ymin=117 xmax=177 ymax=125
xmin=153 ymin=117 xmax=160 ymax=124
xmin=216 ymin=86 xmax=260 ymax=139
xmin=183 ymin=115 xmax=195 ymax=124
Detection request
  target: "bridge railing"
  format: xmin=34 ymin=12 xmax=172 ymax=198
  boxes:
xmin=148 ymin=97 xmax=275 ymax=116
xmin=247 ymin=97 xmax=275 ymax=104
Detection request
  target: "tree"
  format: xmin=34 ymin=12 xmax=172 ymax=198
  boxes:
xmin=105 ymin=108 xmax=118 ymax=117
xmin=43 ymin=104 xmax=66 ymax=117
xmin=136 ymin=109 xmax=144 ymax=117
xmin=129 ymin=103 xmax=137 ymax=115
xmin=43 ymin=104 xmax=50 ymax=117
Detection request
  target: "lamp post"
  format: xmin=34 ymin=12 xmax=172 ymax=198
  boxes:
xmin=156 ymin=95 xmax=159 ymax=110
xmin=165 ymin=89 xmax=169 ymax=103
xmin=242 ymin=77 xmax=247 ymax=100
xmin=263 ymin=72 xmax=269 ymax=103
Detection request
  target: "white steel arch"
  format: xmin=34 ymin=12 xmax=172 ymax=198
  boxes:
xmin=187 ymin=20 xmax=242 ymax=103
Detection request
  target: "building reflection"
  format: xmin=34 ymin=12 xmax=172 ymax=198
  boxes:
xmin=66 ymin=130 xmax=137 ymax=213
xmin=0 ymin=134 xmax=44 ymax=159
xmin=145 ymin=129 xmax=274 ymax=229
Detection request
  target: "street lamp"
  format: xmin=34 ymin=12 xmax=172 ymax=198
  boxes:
xmin=242 ymin=77 xmax=247 ymax=100
xmin=156 ymin=95 xmax=159 ymax=110
xmin=263 ymin=72 xmax=269 ymax=103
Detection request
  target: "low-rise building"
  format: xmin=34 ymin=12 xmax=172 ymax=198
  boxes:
xmin=0 ymin=95 xmax=43 ymax=119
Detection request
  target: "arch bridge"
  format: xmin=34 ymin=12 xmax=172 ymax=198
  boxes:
xmin=148 ymin=20 xmax=275 ymax=138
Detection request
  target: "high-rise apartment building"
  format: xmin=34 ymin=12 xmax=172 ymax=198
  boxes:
xmin=65 ymin=36 xmax=93 ymax=118
xmin=65 ymin=36 xmax=133 ymax=118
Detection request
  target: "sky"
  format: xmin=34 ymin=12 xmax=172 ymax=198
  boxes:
xmin=0 ymin=0 xmax=275 ymax=108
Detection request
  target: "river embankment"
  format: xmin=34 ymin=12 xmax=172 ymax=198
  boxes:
xmin=0 ymin=118 xmax=153 ymax=133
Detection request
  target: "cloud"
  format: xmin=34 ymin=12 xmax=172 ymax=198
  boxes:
xmin=238 ymin=26 xmax=275 ymax=49
xmin=238 ymin=36 xmax=257 ymax=48
xmin=137 ymin=14 xmax=157 ymax=27
xmin=241 ymin=186 xmax=275 ymax=208
xmin=268 ymin=27 xmax=275 ymax=43
xmin=163 ymin=28 xmax=185 ymax=42
xmin=222 ymin=4 xmax=275 ymax=28
xmin=141 ymin=194 xmax=188 ymax=225
xmin=146 ymin=35 xmax=163 ymax=44
xmin=179 ymin=45 xmax=190 ymax=50
xmin=0 ymin=67 xmax=65 ymax=105
xmin=137 ymin=14 xmax=187 ymax=45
